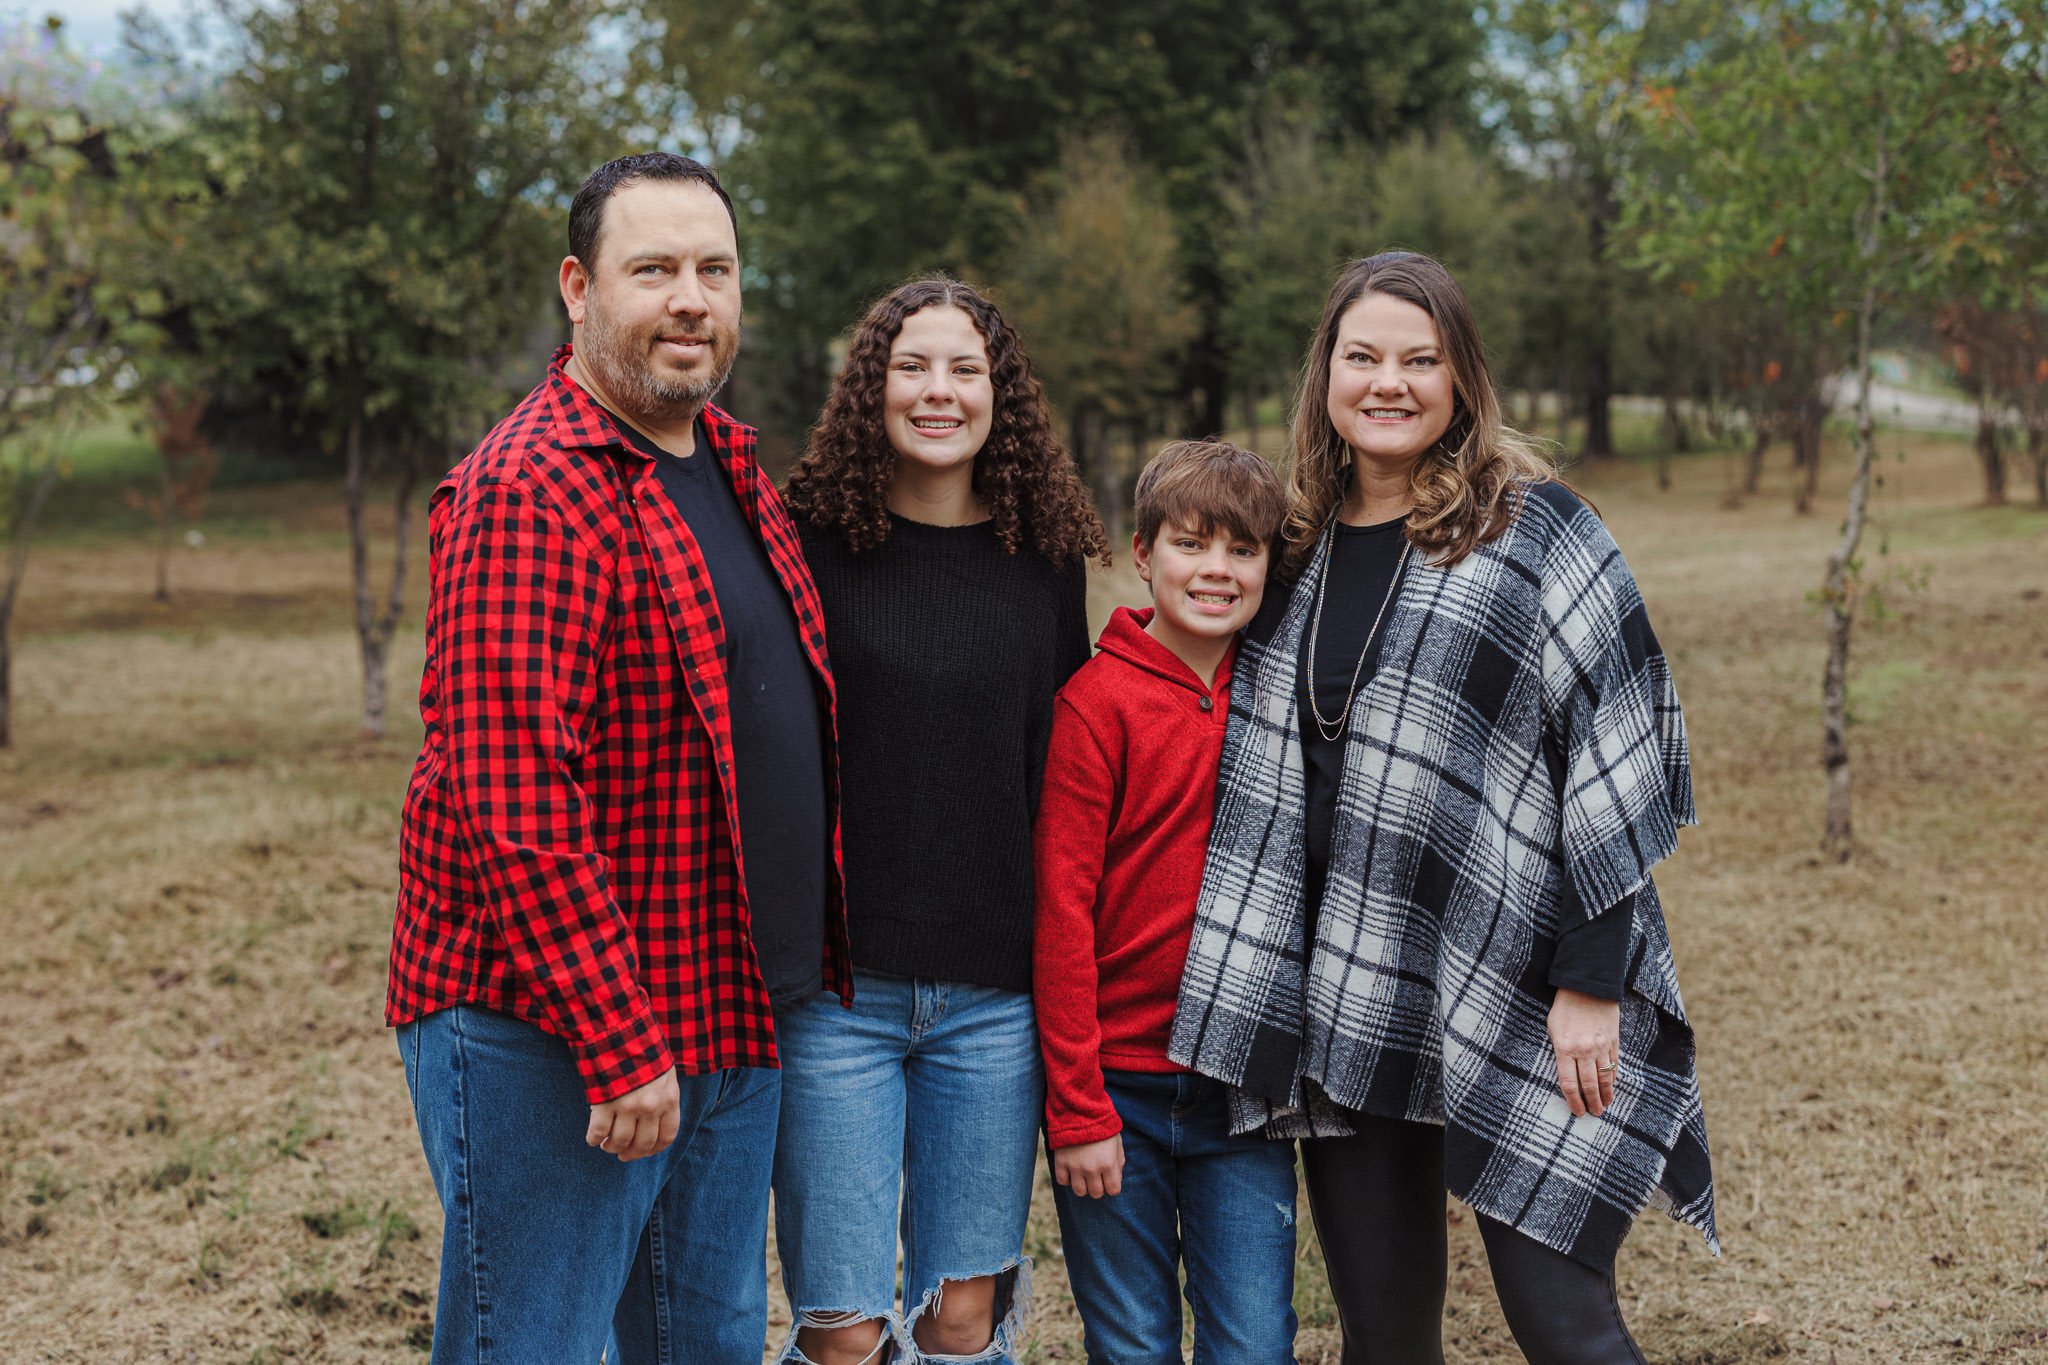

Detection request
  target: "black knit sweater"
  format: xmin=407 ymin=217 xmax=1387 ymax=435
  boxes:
xmin=798 ymin=514 xmax=1091 ymax=992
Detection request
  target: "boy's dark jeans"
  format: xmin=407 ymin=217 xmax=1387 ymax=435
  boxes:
xmin=1050 ymin=1070 xmax=1298 ymax=1364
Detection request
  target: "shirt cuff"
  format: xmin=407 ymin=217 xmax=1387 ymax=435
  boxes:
xmin=1548 ymin=889 xmax=1636 ymax=1002
xmin=1046 ymin=1111 xmax=1124 ymax=1150
xmin=568 ymin=1014 xmax=675 ymax=1105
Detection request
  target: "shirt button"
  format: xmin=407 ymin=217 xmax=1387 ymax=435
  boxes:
xmin=1199 ymin=695 xmax=1214 ymax=712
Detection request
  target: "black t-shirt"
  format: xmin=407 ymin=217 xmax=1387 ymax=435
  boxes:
xmin=628 ymin=421 xmax=827 ymax=1006
xmin=1288 ymin=517 xmax=1630 ymax=1001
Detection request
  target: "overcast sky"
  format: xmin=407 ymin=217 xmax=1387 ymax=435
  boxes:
xmin=10 ymin=0 xmax=199 ymax=57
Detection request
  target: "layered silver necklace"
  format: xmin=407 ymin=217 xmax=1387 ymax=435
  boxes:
xmin=1304 ymin=527 xmax=1412 ymax=743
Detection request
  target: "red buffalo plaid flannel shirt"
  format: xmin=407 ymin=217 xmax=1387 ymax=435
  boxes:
xmin=387 ymin=346 xmax=851 ymax=1103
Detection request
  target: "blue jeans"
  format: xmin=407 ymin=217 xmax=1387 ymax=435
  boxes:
xmin=771 ymin=970 xmax=1043 ymax=1363
xmin=1051 ymin=1070 xmax=1299 ymax=1365
xmin=397 ymin=1004 xmax=780 ymax=1365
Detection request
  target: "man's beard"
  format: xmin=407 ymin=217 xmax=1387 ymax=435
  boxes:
xmin=579 ymin=293 xmax=739 ymax=427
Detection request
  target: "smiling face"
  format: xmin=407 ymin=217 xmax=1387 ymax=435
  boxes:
xmin=1325 ymin=291 xmax=1458 ymax=476
xmin=559 ymin=178 xmax=740 ymax=430
xmin=882 ymin=305 xmax=994 ymax=475
xmin=1133 ymin=520 xmax=1270 ymax=662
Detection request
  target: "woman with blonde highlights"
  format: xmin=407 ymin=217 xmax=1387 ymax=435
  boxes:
xmin=1170 ymin=253 xmax=1716 ymax=1363
xmin=773 ymin=276 xmax=1107 ymax=1365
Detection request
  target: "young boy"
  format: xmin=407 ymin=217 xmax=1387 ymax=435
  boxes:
xmin=1033 ymin=439 xmax=1295 ymax=1363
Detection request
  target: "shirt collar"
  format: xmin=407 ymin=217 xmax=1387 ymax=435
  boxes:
xmin=541 ymin=343 xmax=748 ymax=464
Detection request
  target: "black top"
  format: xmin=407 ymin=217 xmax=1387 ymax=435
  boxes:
xmin=797 ymin=513 xmax=1091 ymax=993
xmin=1287 ymin=516 xmax=1630 ymax=1001
xmin=632 ymin=422 xmax=828 ymax=1006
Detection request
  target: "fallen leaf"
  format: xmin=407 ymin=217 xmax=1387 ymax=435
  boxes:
xmin=1741 ymin=1308 xmax=1776 ymax=1327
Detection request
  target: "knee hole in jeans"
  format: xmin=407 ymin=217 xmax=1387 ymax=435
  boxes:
xmin=905 ymin=1258 xmax=1031 ymax=1361
xmin=789 ymin=1311 xmax=890 ymax=1365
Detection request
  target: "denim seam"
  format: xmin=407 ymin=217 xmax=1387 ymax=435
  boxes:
xmin=649 ymin=1205 xmax=672 ymax=1362
xmin=451 ymin=1008 xmax=491 ymax=1365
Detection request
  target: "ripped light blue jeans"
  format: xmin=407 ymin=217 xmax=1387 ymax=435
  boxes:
xmin=771 ymin=970 xmax=1041 ymax=1363
xmin=1050 ymin=1070 xmax=1299 ymax=1365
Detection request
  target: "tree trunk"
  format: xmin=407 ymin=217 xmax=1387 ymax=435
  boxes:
xmin=1583 ymin=349 xmax=1615 ymax=459
xmin=1793 ymin=399 xmax=1824 ymax=516
xmin=1070 ymin=408 xmax=1093 ymax=504
xmin=1582 ymin=180 xmax=1617 ymax=460
xmin=1190 ymin=297 xmax=1230 ymax=438
xmin=2030 ymin=423 xmax=2047 ymax=506
xmin=0 ymin=618 xmax=11 ymax=751
xmin=154 ymin=458 xmax=175 ymax=603
xmin=1819 ymin=115 xmax=1890 ymax=861
xmin=345 ymin=412 xmax=420 ymax=741
xmin=345 ymin=411 xmax=381 ymax=738
xmin=1661 ymin=390 xmax=1692 ymax=455
xmin=1976 ymin=385 xmax=2007 ymax=506
xmin=1094 ymin=419 xmax=1129 ymax=547
xmin=1822 ymin=287 xmax=1878 ymax=859
xmin=0 ymin=457 xmax=62 ymax=750
xmin=1744 ymin=418 xmax=1770 ymax=495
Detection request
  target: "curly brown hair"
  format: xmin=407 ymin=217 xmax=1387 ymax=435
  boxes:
xmin=1284 ymin=252 xmax=1556 ymax=577
xmin=784 ymin=276 xmax=1111 ymax=568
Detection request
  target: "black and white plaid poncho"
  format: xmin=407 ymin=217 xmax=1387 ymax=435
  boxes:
xmin=1168 ymin=479 xmax=1717 ymax=1269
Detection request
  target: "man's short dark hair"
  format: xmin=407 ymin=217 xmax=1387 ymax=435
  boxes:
xmin=568 ymin=153 xmax=736 ymax=270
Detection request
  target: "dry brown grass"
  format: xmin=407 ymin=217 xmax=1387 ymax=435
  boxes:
xmin=2 ymin=436 xmax=2044 ymax=1362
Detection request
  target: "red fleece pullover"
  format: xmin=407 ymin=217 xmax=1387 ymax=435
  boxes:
xmin=1033 ymin=605 xmax=1236 ymax=1149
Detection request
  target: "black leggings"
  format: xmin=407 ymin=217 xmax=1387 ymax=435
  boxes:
xmin=1300 ymin=1114 xmax=1648 ymax=1365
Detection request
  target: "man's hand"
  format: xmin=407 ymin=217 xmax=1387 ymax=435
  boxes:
xmin=586 ymin=1068 xmax=681 ymax=1162
xmin=1051 ymin=1135 xmax=1125 ymax=1199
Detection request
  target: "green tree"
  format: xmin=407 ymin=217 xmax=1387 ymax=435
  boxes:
xmin=1365 ymin=131 xmax=1535 ymax=379
xmin=0 ymin=26 xmax=157 ymax=747
xmin=724 ymin=0 xmax=1481 ymax=445
xmin=1628 ymin=0 xmax=1978 ymax=856
xmin=1000 ymin=133 xmax=1197 ymax=543
xmin=1218 ymin=119 xmax=1372 ymax=447
xmin=1930 ymin=3 xmax=2048 ymax=505
xmin=145 ymin=0 xmax=625 ymax=738
xmin=1218 ymin=127 xmax=1546 ymax=446
xmin=1489 ymin=0 xmax=1725 ymax=458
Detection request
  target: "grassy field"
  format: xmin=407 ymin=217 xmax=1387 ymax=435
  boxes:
xmin=2 ymin=429 xmax=2045 ymax=1362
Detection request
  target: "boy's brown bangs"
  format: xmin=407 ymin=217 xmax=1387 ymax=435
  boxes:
xmin=1134 ymin=441 xmax=1287 ymax=549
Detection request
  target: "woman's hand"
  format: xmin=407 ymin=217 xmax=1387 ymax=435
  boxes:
xmin=1051 ymin=1135 xmax=1125 ymax=1199
xmin=1547 ymin=988 xmax=1621 ymax=1118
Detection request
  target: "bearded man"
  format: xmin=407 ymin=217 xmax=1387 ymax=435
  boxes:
xmin=386 ymin=153 xmax=849 ymax=1364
